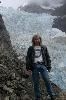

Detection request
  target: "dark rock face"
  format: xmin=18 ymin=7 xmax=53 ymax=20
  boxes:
xmin=52 ymin=4 xmax=66 ymax=16
xmin=0 ymin=14 xmax=12 ymax=51
xmin=53 ymin=16 xmax=66 ymax=33
xmin=52 ymin=4 xmax=66 ymax=33
xmin=0 ymin=14 xmax=24 ymax=99
xmin=18 ymin=3 xmax=53 ymax=14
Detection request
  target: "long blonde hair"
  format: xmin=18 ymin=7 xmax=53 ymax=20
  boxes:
xmin=32 ymin=34 xmax=42 ymax=46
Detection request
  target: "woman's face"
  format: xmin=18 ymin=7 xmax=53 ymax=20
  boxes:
xmin=34 ymin=36 xmax=41 ymax=46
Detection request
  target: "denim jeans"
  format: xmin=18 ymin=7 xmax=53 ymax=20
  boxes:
xmin=32 ymin=63 xmax=53 ymax=99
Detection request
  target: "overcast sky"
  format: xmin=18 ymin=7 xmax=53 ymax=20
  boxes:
xmin=0 ymin=0 xmax=64 ymax=9
xmin=0 ymin=0 xmax=25 ymax=9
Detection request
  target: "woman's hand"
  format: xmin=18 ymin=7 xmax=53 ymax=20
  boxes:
xmin=23 ymin=69 xmax=32 ymax=78
xmin=26 ymin=70 xmax=32 ymax=75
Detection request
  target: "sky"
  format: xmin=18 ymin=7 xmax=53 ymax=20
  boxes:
xmin=0 ymin=0 xmax=64 ymax=9
xmin=0 ymin=0 xmax=24 ymax=9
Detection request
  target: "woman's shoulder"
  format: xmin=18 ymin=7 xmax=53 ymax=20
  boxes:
xmin=41 ymin=45 xmax=47 ymax=49
xmin=28 ymin=45 xmax=47 ymax=50
xmin=28 ymin=46 xmax=34 ymax=50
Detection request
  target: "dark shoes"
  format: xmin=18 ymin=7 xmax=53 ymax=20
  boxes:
xmin=35 ymin=96 xmax=55 ymax=100
xmin=51 ymin=95 xmax=55 ymax=100
xmin=35 ymin=94 xmax=56 ymax=100
xmin=47 ymin=95 xmax=55 ymax=100
xmin=35 ymin=98 xmax=40 ymax=100
xmin=35 ymin=96 xmax=40 ymax=100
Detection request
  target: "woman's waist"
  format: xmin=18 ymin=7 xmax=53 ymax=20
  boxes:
xmin=34 ymin=61 xmax=44 ymax=65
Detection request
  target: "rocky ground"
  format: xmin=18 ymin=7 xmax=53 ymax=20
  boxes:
xmin=0 ymin=14 xmax=66 ymax=100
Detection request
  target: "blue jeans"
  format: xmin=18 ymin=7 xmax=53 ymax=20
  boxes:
xmin=32 ymin=63 xmax=53 ymax=99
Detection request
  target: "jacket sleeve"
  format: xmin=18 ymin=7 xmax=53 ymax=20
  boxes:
xmin=45 ymin=47 xmax=51 ymax=71
xmin=26 ymin=47 xmax=31 ymax=70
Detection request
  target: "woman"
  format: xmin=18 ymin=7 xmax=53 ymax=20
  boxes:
xmin=26 ymin=34 xmax=55 ymax=100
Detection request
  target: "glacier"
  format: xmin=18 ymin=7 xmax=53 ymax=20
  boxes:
xmin=0 ymin=7 xmax=66 ymax=91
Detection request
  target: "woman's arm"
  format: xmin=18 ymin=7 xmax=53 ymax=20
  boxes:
xmin=45 ymin=47 xmax=51 ymax=71
xmin=26 ymin=46 xmax=32 ymax=70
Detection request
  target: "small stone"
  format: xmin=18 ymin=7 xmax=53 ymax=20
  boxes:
xmin=28 ymin=82 xmax=32 ymax=87
xmin=5 ymin=96 xmax=9 ymax=100
xmin=3 ymin=85 xmax=13 ymax=93
xmin=22 ymin=90 xmax=27 ymax=94
xmin=22 ymin=78 xmax=26 ymax=82
xmin=22 ymin=94 xmax=30 ymax=100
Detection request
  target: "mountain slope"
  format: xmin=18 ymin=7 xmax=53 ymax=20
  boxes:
xmin=18 ymin=3 xmax=53 ymax=14
xmin=52 ymin=4 xmax=66 ymax=33
xmin=0 ymin=14 xmax=24 ymax=99
xmin=52 ymin=4 xmax=66 ymax=16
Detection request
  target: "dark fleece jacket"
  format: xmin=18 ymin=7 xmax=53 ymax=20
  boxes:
xmin=26 ymin=45 xmax=51 ymax=71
